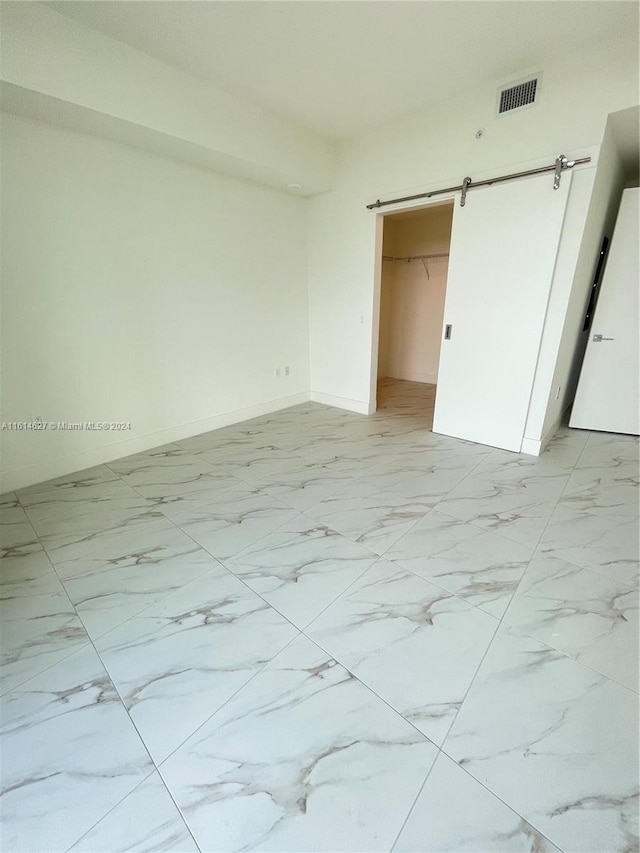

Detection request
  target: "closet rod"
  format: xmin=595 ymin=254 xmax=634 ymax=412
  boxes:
xmin=366 ymin=154 xmax=591 ymax=210
xmin=383 ymin=252 xmax=449 ymax=262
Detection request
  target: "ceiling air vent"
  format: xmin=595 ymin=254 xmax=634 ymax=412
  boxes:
xmin=497 ymin=76 xmax=540 ymax=116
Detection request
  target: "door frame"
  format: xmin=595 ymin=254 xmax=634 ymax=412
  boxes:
xmin=369 ymin=195 xmax=458 ymax=414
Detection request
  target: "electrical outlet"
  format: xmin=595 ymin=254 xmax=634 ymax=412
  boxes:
xmin=284 ymin=365 xmax=290 ymax=376
xmin=274 ymin=367 xmax=281 ymax=378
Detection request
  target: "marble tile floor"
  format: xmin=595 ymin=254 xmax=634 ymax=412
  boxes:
xmin=1 ymin=382 xmax=638 ymax=852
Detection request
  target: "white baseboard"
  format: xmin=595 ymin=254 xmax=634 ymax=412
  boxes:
xmin=520 ymin=437 xmax=542 ymax=456
xmin=309 ymin=391 xmax=369 ymax=415
xmin=521 ymin=407 xmax=568 ymax=457
xmin=1 ymin=392 xmax=311 ymax=492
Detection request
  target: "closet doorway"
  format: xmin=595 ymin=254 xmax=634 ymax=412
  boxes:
xmin=372 ymin=170 xmax=573 ymax=452
xmin=376 ymin=201 xmax=454 ymax=426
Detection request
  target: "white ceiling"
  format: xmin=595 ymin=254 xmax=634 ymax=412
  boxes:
xmin=50 ymin=1 xmax=638 ymax=140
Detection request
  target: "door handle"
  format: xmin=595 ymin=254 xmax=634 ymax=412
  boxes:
xmin=444 ymin=324 xmax=452 ymax=340
xmin=592 ymin=334 xmax=614 ymax=342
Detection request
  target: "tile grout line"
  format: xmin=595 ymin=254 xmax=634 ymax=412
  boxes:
xmin=66 ymin=549 xmax=301 ymax=851
xmin=421 ymin=432 xmax=605 ymax=649
xmin=5 ymin=405 xmax=636 ymax=852
xmin=432 ymin=746 xmax=564 ymax=853
xmin=106 ymin=452 xmax=500 ymax=774
xmin=424 ymin=428 xmax=637 ymax=849
xmin=12 ymin=421 xmax=468 ymax=847
xmin=299 ymin=629 xmax=445 ymax=744
xmin=11 ymin=470 xmax=302 ymax=851
xmin=60 ymin=764 xmax=202 ymax=853
xmin=388 ymin=752 xmax=441 ymax=852
xmin=105 ymin=448 xmax=448 ymax=643
xmin=0 ymin=523 xmax=98 ymax=700
xmin=11 ymin=493 xmax=177 ymax=853
xmin=153 ymin=628 xmax=303 ymax=770
xmin=434 ymin=430 xmax=597 ymax=751
xmin=493 ymin=427 xmax=639 ymax=684
xmin=411 ymin=438 xmax=570 ymax=831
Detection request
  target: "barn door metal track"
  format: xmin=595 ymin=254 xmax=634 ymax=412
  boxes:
xmin=366 ymin=154 xmax=591 ymax=210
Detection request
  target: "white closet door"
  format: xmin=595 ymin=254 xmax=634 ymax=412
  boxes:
xmin=433 ymin=172 xmax=571 ymax=452
xmin=569 ymin=187 xmax=639 ymax=435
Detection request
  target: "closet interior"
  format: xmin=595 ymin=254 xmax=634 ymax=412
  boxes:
xmin=377 ymin=202 xmax=454 ymax=424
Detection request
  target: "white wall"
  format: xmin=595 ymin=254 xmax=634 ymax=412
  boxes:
xmin=378 ymin=205 xmax=452 ymax=384
xmin=538 ymin=115 xmax=632 ymax=440
xmin=0 ymin=114 xmax=310 ymax=491
xmin=2 ymin=11 xmax=638 ymax=492
xmin=308 ymin=33 xmax=639 ymax=426
xmin=0 ymin=2 xmax=335 ymax=194
xmin=377 ymin=241 xmax=394 ymax=380
xmin=520 ymin=166 xmax=597 ymax=452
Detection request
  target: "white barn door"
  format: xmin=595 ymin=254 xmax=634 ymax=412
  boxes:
xmin=433 ymin=172 xmax=571 ymax=452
